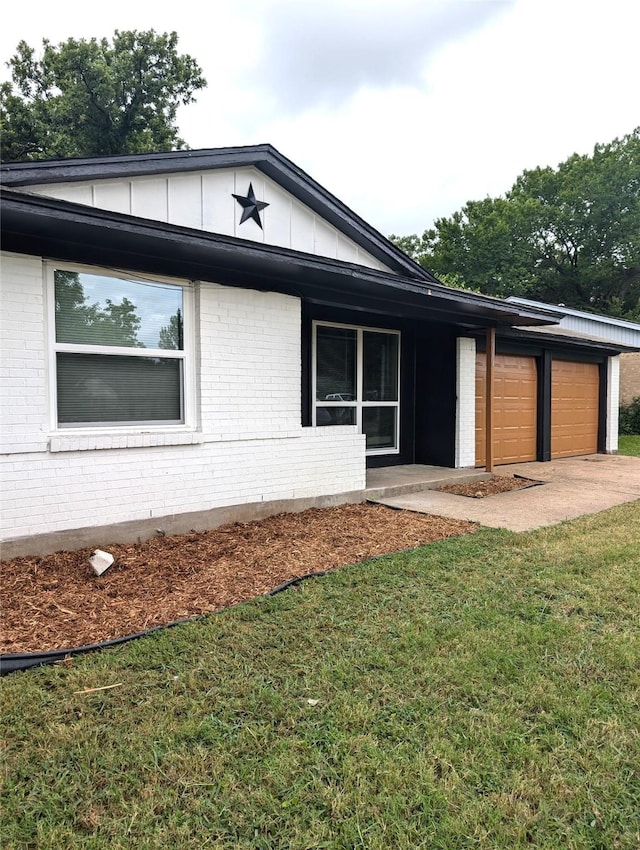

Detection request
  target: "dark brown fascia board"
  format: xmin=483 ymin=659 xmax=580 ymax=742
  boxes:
xmin=1 ymin=188 xmax=560 ymax=328
xmin=0 ymin=144 xmax=274 ymax=184
xmin=0 ymin=143 xmax=432 ymax=282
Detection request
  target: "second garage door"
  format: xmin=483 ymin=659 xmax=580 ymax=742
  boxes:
xmin=551 ymin=360 xmax=599 ymax=458
xmin=476 ymin=353 xmax=537 ymax=466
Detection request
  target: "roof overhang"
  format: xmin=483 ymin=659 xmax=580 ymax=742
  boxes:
xmin=0 ymin=144 xmax=434 ymax=280
xmin=504 ymin=325 xmax=640 ymax=354
xmin=1 ymin=189 xmax=562 ymax=330
xmin=507 ymin=295 xmax=640 ymax=334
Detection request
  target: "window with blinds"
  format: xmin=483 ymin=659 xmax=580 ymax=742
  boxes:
xmin=52 ymin=269 xmax=187 ymax=427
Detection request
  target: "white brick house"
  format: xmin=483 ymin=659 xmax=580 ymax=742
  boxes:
xmin=1 ymin=146 xmax=631 ymax=556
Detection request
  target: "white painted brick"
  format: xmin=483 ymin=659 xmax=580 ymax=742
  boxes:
xmin=606 ymin=356 xmax=620 ymax=453
xmin=455 ymin=337 xmax=476 ymax=468
xmin=4 ymin=429 xmax=364 ymax=536
xmin=1 ymin=253 xmax=49 ymax=455
xmin=1 ymin=257 xmax=366 ymax=541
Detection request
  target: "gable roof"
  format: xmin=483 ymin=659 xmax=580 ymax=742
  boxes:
xmin=1 ymin=144 xmax=431 ymax=280
xmin=1 ymin=186 xmax=563 ymax=329
xmin=1 ymin=145 xmax=583 ymax=331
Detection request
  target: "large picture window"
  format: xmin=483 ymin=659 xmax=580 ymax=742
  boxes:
xmin=313 ymin=322 xmax=400 ymax=454
xmin=51 ymin=268 xmax=189 ymax=427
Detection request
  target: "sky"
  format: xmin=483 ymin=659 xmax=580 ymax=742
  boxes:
xmin=1 ymin=0 xmax=638 ymax=237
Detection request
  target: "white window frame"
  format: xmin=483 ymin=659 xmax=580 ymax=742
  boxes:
xmin=312 ymin=321 xmax=401 ymax=456
xmin=46 ymin=262 xmax=196 ymax=432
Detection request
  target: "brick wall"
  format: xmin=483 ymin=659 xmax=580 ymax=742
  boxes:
xmin=620 ymin=352 xmax=640 ymax=406
xmin=199 ymin=283 xmax=301 ymax=438
xmin=0 ymin=252 xmax=366 ymax=543
xmin=1 ymin=432 xmax=365 ymax=540
xmin=0 ymin=254 xmax=49 ymax=455
xmin=455 ymin=337 xmax=476 ymax=467
xmin=606 ymin=356 xmax=620 ymax=452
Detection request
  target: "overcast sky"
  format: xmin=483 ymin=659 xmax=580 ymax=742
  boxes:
xmin=1 ymin=0 xmax=638 ymax=236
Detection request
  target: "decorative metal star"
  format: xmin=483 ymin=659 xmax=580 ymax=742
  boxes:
xmin=232 ymin=182 xmax=269 ymax=229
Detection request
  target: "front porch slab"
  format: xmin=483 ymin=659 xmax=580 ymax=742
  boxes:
xmin=372 ymin=454 xmax=640 ymax=532
xmin=365 ymin=464 xmax=491 ymax=500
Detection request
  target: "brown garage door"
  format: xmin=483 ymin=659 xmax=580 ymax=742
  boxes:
xmin=476 ymin=353 xmax=537 ymax=466
xmin=551 ymin=360 xmax=599 ymax=458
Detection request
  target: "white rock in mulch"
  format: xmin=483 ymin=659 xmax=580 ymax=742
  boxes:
xmin=88 ymin=549 xmax=114 ymax=576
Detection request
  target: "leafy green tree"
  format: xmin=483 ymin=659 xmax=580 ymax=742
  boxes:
xmin=1 ymin=30 xmax=206 ymax=162
xmin=508 ymin=131 xmax=640 ymax=314
xmin=159 ymin=309 xmax=184 ymax=350
xmin=94 ymin=298 xmax=142 ymax=347
xmin=55 ymin=272 xmax=142 ymax=347
xmin=392 ymin=129 xmax=640 ymax=319
xmin=392 ymin=197 xmax=535 ymax=298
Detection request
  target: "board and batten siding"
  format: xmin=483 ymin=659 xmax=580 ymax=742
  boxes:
xmin=0 ymin=251 xmax=366 ymax=548
xmin=25 ymin=168 xmax=390 ymax=271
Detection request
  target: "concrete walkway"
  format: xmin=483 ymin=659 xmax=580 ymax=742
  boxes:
xmin=371 ymin=455 xmax=640 ymax=532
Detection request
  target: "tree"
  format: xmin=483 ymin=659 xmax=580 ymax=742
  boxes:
xmin=508 ymin=132 xmax=640 ymax=314
xmin=391 ymin=196 xmax=536 ymax=298
xmin=1 ymin=30 xmax=206 ymax=162
xmin=55 ymin=272 xmax=142 ymax=347
xmin=159 ymin=309 xmax=183 ymax=350
xmin=94 ymin=298 xmax=142 ymax=347
xmin=391 ymin=129 xmax=640 ymax=319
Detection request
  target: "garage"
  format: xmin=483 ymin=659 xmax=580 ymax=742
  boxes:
xmin=551 ymin=360 xmax=599 ymax=458
xmin=476 ymin=353 xmax=537 ymax=466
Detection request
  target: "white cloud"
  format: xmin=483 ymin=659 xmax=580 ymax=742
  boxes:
xmin=2 ymin=0 xmax=638 ymax=235
xmin=248 ymin=0 xmax=512 ymax=111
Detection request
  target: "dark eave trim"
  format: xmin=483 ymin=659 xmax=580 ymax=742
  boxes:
xmin=0 ymin=145 xmax=278 ymax=184
xmin=1 ymin=189 xmax=561 ymax=329
xmin=501 ymin=326 xmax=639 ymax=355
xmin=0 ymin=144 xmax=433 ymax=281
xmin=507 ymin=295 xmax=640 ymax=332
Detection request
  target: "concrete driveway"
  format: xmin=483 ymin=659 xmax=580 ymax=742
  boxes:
xmin=377 ymin=454 xmax=640 ymax=532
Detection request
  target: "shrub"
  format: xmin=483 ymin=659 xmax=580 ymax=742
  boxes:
xmin=619 ymin=396 xmax=640 ymax=435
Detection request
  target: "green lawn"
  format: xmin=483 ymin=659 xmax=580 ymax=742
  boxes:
xmin=618 ymin=434 xmax=640 ymax=457
xmin=2 ymin=503 xmax=639 ymax=850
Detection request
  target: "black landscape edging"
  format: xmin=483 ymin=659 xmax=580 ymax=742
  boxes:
xmin=0 ymin=617 xmax=195 ymax=675
xmin=513 ymin=475 xmax=546 ymax=490
xmin=1 ymin=571 xmax=329 ymax=675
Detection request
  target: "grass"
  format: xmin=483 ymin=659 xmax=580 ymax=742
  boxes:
xmin=2 ymin=503 xmax=639 ymax=849
xmin=618 ymin=434 xmax=640 ymax=457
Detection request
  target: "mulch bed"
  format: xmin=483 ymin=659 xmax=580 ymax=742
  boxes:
xmin=437 ymin=475 xmax=538 ymax=499
xmin=1 ymin=503 xmax=476 ymax=654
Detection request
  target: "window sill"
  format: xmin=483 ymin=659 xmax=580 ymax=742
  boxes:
xmin=49 ymin=430 xmax=202 ymax=453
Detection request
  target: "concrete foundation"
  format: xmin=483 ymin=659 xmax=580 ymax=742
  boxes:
xmin=1 ymin=490 xmax=365 ymax=559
